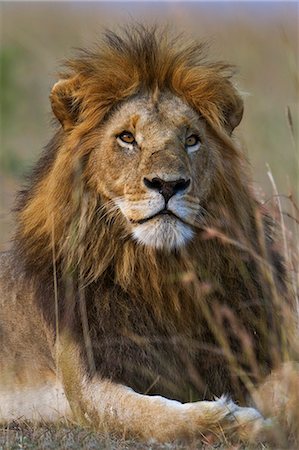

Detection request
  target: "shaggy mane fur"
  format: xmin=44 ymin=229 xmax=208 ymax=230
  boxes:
xmin=60 ymin=25 xmax=240 ymax=130
xmin=13 ymin=26 xmax=286 ymax=401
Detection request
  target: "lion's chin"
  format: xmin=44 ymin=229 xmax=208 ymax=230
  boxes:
xmin=131 ymin=216 xmax=194 ymax=250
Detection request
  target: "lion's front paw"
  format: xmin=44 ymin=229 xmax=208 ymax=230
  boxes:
xmin=184 ymin=396 xmax=273 ymax=443
xmin=223 ymin=399 xmax=273 ymax=441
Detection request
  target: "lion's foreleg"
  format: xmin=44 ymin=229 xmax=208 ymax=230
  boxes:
xmin=80 ymin=380 xmax=272 ymax=442
xmin=58 ymin=338 xmax=271 ymax=442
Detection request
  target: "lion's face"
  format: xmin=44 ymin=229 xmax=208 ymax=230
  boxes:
xmin=88 ymin=92 xmax=215 ymax=250
xmin=48 ymin=30 xmax=243 ymax=253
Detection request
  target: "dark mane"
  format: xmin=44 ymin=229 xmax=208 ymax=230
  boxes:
xmin=15 ymin=130 xmax=63 ymax=212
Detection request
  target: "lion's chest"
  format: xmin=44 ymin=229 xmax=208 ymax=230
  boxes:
xmin=88 ymin=288 xmax=232 ymax=402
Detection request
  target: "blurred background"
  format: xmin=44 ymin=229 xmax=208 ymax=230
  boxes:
xmin=0 ymin=1 xmax=298 ymax=251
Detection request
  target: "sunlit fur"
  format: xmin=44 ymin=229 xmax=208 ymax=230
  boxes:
xmin=0 ymin=26 xmax=292 ymax=443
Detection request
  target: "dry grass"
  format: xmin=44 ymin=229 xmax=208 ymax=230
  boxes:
xmin=0 ymin=422 xmax=275 ymax=450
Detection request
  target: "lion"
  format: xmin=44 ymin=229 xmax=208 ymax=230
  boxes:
xmin=0 ymin=26 xmax=295 ymax=443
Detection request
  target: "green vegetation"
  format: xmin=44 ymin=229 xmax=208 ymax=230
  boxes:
xmin=0 ymin=47 xmax=26 ymax=177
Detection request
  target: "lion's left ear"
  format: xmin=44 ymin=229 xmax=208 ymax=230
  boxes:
xmin=50 ymin=77 xmax=81 ymax=131
xmin=223 ymin=90 xmax=244 ymax=134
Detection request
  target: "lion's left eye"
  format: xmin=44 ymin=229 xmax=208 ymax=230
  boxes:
xmin=117 ymin=131 xmax=136 ymax=145
xmin=185 ymin=134 xmax=201 ymax=153
xmin=186 ymin=135 xmax=200 ymax=147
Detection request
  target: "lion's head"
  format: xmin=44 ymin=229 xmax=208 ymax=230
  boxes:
xmin=17 ymin=26 xmax=255 ymax=282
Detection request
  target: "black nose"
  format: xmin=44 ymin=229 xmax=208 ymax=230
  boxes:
xmin=143 ymin=177 xmax=191 ymax=203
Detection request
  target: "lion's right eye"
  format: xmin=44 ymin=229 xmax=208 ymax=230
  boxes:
xmin=117 ymin=131 xmax=136 ymax=145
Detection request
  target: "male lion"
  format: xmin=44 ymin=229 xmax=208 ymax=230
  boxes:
xmin=0 ymin=26 xmax=293 ymax=443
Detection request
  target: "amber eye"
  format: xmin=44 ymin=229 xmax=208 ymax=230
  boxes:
xmin=185 ymin=134 xmax=200 ymax=147
xmin=117 ymin=131 xmax=136 ymax=145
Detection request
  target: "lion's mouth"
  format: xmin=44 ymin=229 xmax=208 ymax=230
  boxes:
xmin=132 ymin=209 xmax=190 ymax=226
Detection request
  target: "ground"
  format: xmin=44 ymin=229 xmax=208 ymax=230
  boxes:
xmin=1 ymin=422 xmax=277 ymax=450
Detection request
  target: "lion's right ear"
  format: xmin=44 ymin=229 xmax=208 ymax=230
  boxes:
xmin=50 ymin=77 xmax=81 ymax=131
